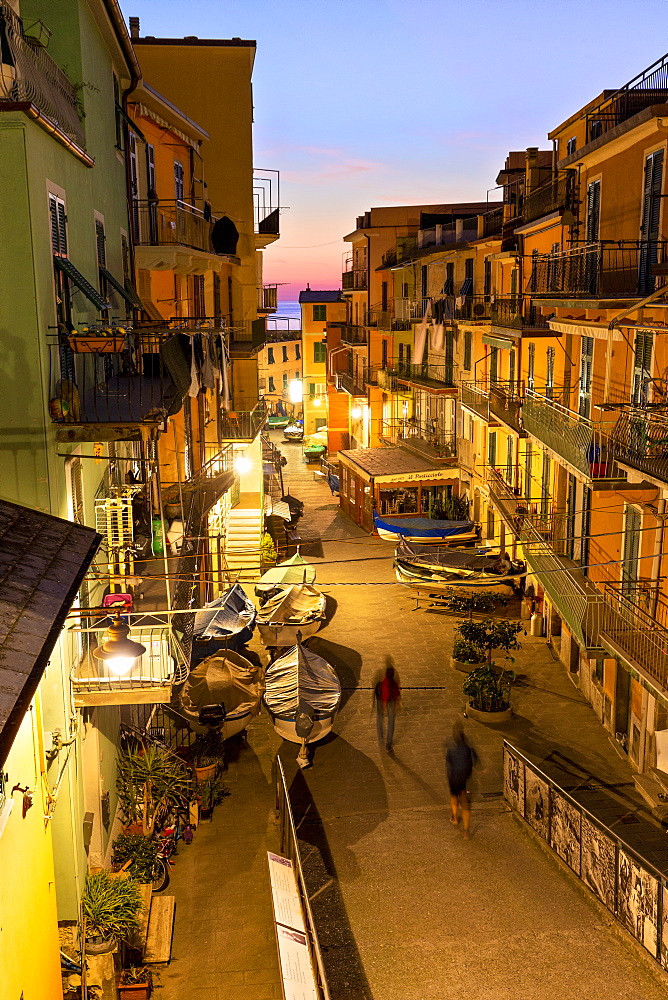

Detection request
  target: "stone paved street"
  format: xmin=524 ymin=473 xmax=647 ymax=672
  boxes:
xmin=157 ymin=434 xmax=668 ymax=999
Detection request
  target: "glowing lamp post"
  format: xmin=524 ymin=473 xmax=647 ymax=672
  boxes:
xmin=93 ymin=614 xmax=146 ymax=676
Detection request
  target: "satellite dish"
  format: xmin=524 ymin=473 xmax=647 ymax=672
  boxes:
xmin=211 ymin=216 xmax=239 ymax=255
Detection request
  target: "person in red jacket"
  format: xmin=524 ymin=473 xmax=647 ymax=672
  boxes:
xmin=373 ymin=658 xmax=401 ymax=752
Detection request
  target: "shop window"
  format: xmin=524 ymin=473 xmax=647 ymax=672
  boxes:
xmin=379 ymin=487 xmax=418 ymax=516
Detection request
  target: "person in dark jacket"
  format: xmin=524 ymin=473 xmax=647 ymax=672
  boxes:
xmin=446 ymin=723 xmax=478 ymax=838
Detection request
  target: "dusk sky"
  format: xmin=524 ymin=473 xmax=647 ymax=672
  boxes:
xmin=122 ymin=0 xmax=668 ymax=301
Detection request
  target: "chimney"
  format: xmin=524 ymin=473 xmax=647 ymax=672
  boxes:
xmin=526 ymin=146 xmax=540 ymax=195
xmin=129 ymin=16 xmax=140 ymax=39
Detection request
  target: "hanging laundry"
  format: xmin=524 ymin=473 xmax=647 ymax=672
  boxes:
xmin=220 ymin=335 xmax=231 ymax=410
xmin=187 ymin=337 xmax=200 ymax=398
xmin=413 ymin=300 xmax=432 ymax=365
xmin=201 ymin=333 xmax=215 ymax=390
xmin=431 ymin=323 xmax=445 ymax=352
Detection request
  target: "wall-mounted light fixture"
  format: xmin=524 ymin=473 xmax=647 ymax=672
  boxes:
xmin=93 ymin=614 xmax=146 ymax=676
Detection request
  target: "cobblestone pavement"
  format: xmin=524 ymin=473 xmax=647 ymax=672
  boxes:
xmin=157 ymin=435 xmax=668 ymax=999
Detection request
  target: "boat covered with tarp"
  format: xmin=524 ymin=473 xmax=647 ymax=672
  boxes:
xmin=374 ymin=512 xmax=480 ymax=544
xmin=264 ymin=643 xmax=341 ymax=747
xmin=257 ymin=584 xmax=327 ymax=646
xmin=255 ymin=551 xmax=316 ymax=598
xmin=267 ymin=413 xmax=289 ymax=428
xmin=395 ymin=538 xmax=525 ymax=595
xmin=193 ymin=583 xmax=256 ymax=647
xmin=179 ymin=649 xmax=264 ymax=738
xmin=283 ymin=420 xmax=304 ymax=442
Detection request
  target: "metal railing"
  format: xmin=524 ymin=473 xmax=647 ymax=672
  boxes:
xmin=583 ymin=52 xmax=668 ymax=144
xmin=522 ymin=387 xmax=620 ymax=480
xmin=340 ymin=324 xmax=367 ymax=345
xmin=336 ymin=368 xmax=366 ymax=396
xmin=524 ymin=172 xmax=575 ymax=224
xmin=392 ymin=360 xmax=457 ymax=389
xmin=380 ymin=418 xmax=456 ymax=459
xmin=229 ymin=319 xmax=267 ymax=356
xmin=529 ymin=241 xmax=668 ymax=298
xmin=341 ymin=269 xmax=367 ymax=290
xmin=393 ymin=297 xmax=423 ymax=323
xmin=133 ymin=199 xmax=218 ymax=255
xmin=275 ymin=757 xmax=331 ymax=999
xmin=504 ymin=741 xmax=668 ymax=967
xmin=48 ymin=331 xmax=188 ymax=431
xmin=609 ymin=406 xmax=668 ymax=484
xmin=490 ymin=297 xmax=551 ymax=331
xmin=417 ymin=219 xmax=479 ymax=249
xmin=0 ymin=2 xmax=84 ymax=146
xmin=482 ymin=206 xmax=504 ymax=237
xmin=221 ymin=400 xmax=268 ymax=440
xmin=381 ymin=236 xmax=418 ymax=268
xmin=254 ymin=168 xmax=280 ymax=235
xmin=460 ymin=382 xmax=490 ymax=421
xmin=601 ymin=585 xmax=668 ymax=691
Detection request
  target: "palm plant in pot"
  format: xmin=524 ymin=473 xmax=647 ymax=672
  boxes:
xmin=111 ymin=833 xmax=160 ymax=885
xmin=191 ymin=731 xmax=226 ymax=784
xmin=117 ymin=745 xmax=193 ymax=837
xmin=197 ymin=773 xmax=230 ymax=821
xmin=82 ymin=870 xmax=144 ymax=954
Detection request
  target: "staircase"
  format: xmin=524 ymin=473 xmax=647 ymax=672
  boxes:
xmin=224 ymin=500 xmax=263 ymax=580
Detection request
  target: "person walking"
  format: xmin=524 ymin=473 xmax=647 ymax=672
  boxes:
xmin=373 ymin=658 xmax=401 ymax=752
xmin=446 ymin=724 xmax=478 ymax=838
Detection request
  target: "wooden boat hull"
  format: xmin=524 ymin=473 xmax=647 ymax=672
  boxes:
xmin=395 ymin=563 xmax=518 ymax=596
xmin=376 ymin=525 xmax=479 ymax=544
xmin=258 ymin=618 xmax=324 ymax=646
xmin=265 ymin=708 xmax=336 ymax=744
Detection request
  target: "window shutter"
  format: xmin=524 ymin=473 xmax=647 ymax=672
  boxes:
xmin=49 ymin=195 xmax=67 ymax=255
xmin=95 ymin=220 xmax=106 ymax=268
xmin=528 ymin=342 xmax=535 ymax=389
xmin=121 ymin=235 xmax=130 ymax=282
xmin=488 ymin=431 xmax=497 ymax=468
xmin=586 ymin=180 xmax=600 ymax=242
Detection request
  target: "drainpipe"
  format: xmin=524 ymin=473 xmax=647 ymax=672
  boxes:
xmin=651 ymin=499 xmax=666 ymax=618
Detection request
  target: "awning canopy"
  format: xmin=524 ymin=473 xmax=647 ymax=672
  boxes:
xmin=0 ymin=500 xmax=100 ymax=765
xmin=482 ymin=334 xmax=515 ymax=350
xmin=54 ymin=256 xmax=108 ymax=311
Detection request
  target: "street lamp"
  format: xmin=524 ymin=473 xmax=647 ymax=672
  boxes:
xmin=234 ymin=456 xmax=252 ymax=474
xmin=289 ymin=379 xmax=303 ymax=403
xmin=93 ymin=614 xmax=146 ymax=676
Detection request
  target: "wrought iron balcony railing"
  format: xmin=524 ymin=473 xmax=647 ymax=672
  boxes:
xmin=417 ymin=219 xmax=479 ymax=249
xmin=391 ymin=360 xmax=457 ymax=390
xmin=342 ymin=269 xmax=367 ymax=290
xmin=609 ymin=406 xmax=668 ymax=484
xmin=481 ymin=206 xmax=504 ymax=237
xmin=463 ymin=380 xmax=525 ymax=432
xmin=336 ymin=368 xmax=367 ymax=396
xmin=0 ymin=2 xmax=84 ymax=146
xmin=489 ymin=297 xmax=551 ymax=331
xmin=133 ymin=200 xmax=218 ymax=255
xmin=48 ymin=331 xmax=189 ymax=440
xmin=381 ymin=236 xmax=418 ymax=269
xmin=460 ymin=382 xmax=490 ymax=422
xmin=583 ymin=52 xmax=668 ymax=144
xmin=220 ymin=400 xmax=268 ymax=441
xmin=253 ymin=168 xmax=280 ymax=236
xmin=600 ymin=585 xmax=668 ymax=691
xmin=522 ymin=387 xmax=621 ymax=481
xmin=523 ymin=172 xmax=576 ymax=224
xmin=380 ymin=418 xmax=456 ymax=461
xmin=340 ymin=324 xmax=367 ymax=345
xmin=529 ymin=241 xmax=668 ymax=299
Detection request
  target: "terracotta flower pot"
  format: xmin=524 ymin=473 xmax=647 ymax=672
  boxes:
xmin=466 ymin=702 xmax=513 ymax=724
xmin=194 ymin=763 xmax=217 ymax=784
xmin=85 ymin=935 xmax=115 ymax=955
xmin=118 ymin=982 xmax=151 ymax=1000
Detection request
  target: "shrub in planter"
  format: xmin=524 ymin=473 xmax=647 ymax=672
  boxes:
xmin=191 ymin=731 xmax=226 ymax=781
xmin=463 ymin=664 xmax=516 ymax=714
xmin=111 ymin=834 xmax=159 ymax=884
xmin=442 ymin=589 xmax=508 ymax=616
xmin=197 ymin=774 xmax=230 ymax=819
xmin=82 ymin=870 xmax=144 ymax=953
xmin=454 ymin=617 xmax=525 ymax=666
xmin=451 ymin=638 xmax=487 ymax=668
xmin=261 ymin=532 xmax=277 ymax=564
xmin=119 ymin=965 xmax=156 ymax=1000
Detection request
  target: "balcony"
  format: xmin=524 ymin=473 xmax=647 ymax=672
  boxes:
xmin=453 ymin=295 xmax=491 ymax=322
xmin=228 ymin=319 xmax=267 ymax=358
xmin=340 ymin=324 xmax=368 ymax=346
xmin=336 ymin=369 xmax=367 ymax=396
xmin=367 ymin=305 xmax=393 ymax=329
xmin=221 ymin=401 xmax=268 ymax=441
xmin=258 ymin=284 xmax=278 ymax=314
xmin=486 ymin=469 xmax=605 ymax=651
xmin=609 ymin=406 xmax=668 ymax=485
xmin=583 ymin=53 xmax=668 ymax=145
xmin=48 ymin=331 xmax=190 ymax=443
xmin=254 ymin=169 xmax=280 ymax=246
xmin=0 ymin=2 xmax=85 ymax=147
xmin=461 ymin=381 xmax=525 ymax=434
xmin=417 ymin=218 xmax=479 ymax=250
xmin=481 ymin=206 xmax=504 ymax=238
xmin=381 ymin=236 xmax=418 ymax=269
xmin=489 ymin=297 xmax=551 ymax=332
xmin=523 ymin=172 xmax=575 ymax=225
xmin=71 ymin=618 xmax=186 ymax=707
xmin=393 ymin=297 xmax=424 ymax=327
xmin=522 ymin=388 xmax=624 ymax=483
xmin=392 ymin=361 xmax=457 ymax=392
xmin=342 ymin=268 xmax=367 ymax=291
xmin=529 ymin=241 xmax=668 ymax=301
xmin=600 ymin=585 xmax=668 ymax=693
xmin=133 ymin=199 xmax=231 ymax=274
xmin=380 ymin=418 xmax=456 ymax=463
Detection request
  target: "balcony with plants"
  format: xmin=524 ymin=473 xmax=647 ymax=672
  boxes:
xmin=0 ymin=2 xmax=85 ymax=148
xmin=609 ymin=405 xmax=668 ymax=485
xmin=391 ymin=360 xmax=458 ymax=392
xmin=529 ymin=241 xmax=668 ymax=301
xmin=522 ymin=386 xmax=624 ymax=483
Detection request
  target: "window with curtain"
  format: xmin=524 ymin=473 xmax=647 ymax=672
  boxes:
xmin=268 ymin=376 xmax=275 ymax=392
xmin=267 ymin=347 xmax=274 ymax=364
xmin=282 ymin=345 xmax=288 ymax=362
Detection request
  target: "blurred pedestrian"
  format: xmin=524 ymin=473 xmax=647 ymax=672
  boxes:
xmin=446 ymin=724 xmax=478 ymax=838
xmin=372 ymin=657 xmax=401 ymax=752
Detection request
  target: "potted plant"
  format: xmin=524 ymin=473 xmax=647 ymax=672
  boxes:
xmin=81 ymin=870 xmax=144 ymax=955
xmin=118 ymin=965 xmax=155 ymax=1000
xmin=261 ymin=531 xmax=277 ymax=566
xmin=454 ymin=617 xmax=525 ymax=666
xmin=463 ymin=664 xmax=516 ymax=723
xmin=450 ymin=637 xmax=487 ymax=673
xmin=111 ymin=833 xmax=159 ymax=885
xmin=442 ymin=589 xmax=508 ymax=617
xmin=117 ymin=745 xmax=193 ymax=837
xmin=197 ymin=773 xmax=230 ymax=821
xmin=191 ymin=731 xmax=226 ymax=784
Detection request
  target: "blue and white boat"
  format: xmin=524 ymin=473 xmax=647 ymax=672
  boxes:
xmin=374 ymin=512 xmax=480 ymax=544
